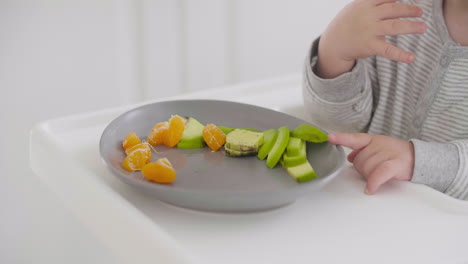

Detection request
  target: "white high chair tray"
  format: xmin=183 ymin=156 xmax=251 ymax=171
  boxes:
xmin=30 ymin=76 xmax=468 ymax=264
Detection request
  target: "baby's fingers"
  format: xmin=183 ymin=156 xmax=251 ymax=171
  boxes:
xmin=376 ymin=3 xmax=423 ymax=20
xmin=347 ymin=149 xmax=362 ymax=163
xmin=377 ymin=20 xmax=426 ymax=36
xmin=373 ymin=40 xmax=415 ymax=63
xmin=365 ymin=160 xmax=397 ymax=194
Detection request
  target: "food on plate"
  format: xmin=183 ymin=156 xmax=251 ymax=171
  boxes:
xmin=235 ymin=127 xmax=260 ymax=132
xmin=286 ymin=137 xmax=303 ymax=157
xmin=225 ymin=147 xmax=258 ymax=157
xmin=122 ymin=132 xmax=141 ymax=150
xmin=164 ymin=115 xmax=187 ymax=147
xmin=147 ymin=121 xmax=169 ymax=146
xmin=224 ymin=129 xmax=264 ymax=157
xmin=280 ymin=137 xmax=307 ymax=168
xmin=177 ymin=117 xmax=206 ymax=149
xmin=142 ymin=158 xmax=176 ymax=184
xmin=218 ymin=126 xmax=235 ymax=134
xmin=290 ymin=123 xmax=328 ymax=143
xmin=257 ymin=129 xmax=278 ymax=160
xmin=202 ymin=123 xmax=226 ymax=151
xmin=218 ymin=126 xmax=260 ymax=134
xmin=266 ymin=126 xmax=290 ymax=168
xmin=285 ymin=162 xmax=317 ymax=182
xmin=280 ymin=137 xmax=316 ymax=181
xmin=120 ymin=114 xmax=326 ymax=184
xmin=122 ymin=142 xmax=151 ymax=171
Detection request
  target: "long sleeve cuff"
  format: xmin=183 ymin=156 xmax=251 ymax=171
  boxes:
xmin=304 ymin=37 xmax=367 ymax=103
xmin=410 ymin=139 xmax=460 ymax=193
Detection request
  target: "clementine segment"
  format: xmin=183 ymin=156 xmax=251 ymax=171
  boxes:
xmin=125 ymin=141 xmax=150 ymax=155
xmin=122 ymin=132 xmax=141 ymax=150
xmin=142 ymin=158 xmax=176 ymax=184
xmin=202 ymin=124 xmax=226 ymax=151
xmin=164 ymin=115 xmax=186 ymax=147
xmin=122 ymin=143 xmax=151 ymax=171
xmin=147 ymin=121 xmax=169 ymax=146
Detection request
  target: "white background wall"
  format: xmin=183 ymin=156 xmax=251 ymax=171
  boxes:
xmin=1 ymin=0 xmax=349 ymax=263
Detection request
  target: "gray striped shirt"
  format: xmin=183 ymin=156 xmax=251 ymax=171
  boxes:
xmin=303 ymin=0 xmax=468 ymax=200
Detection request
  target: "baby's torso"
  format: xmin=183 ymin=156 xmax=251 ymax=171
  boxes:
xmin=367 ymin=0 xmax=468 ymax=143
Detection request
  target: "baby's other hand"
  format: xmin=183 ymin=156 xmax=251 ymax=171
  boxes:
xmin=317 ymin=0 xmax=427 ymax=78
xmin=328 ymin=133 xmax=414 ymax=195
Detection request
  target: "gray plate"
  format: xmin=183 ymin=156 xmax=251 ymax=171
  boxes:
xmin=100 ymin=100 xmax=345 ymax=213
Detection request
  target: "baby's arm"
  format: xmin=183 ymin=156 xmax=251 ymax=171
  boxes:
xmin=304 ymin=0 xmax=426 ymax=133
xmin=328 ymin=134 xmax=468 ymax=200
xmin=411 ymin=140 xmax=468 ymax=200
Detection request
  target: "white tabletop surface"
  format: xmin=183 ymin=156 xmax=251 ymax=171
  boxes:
xmin=30 ymin=76 xmax=468 ymax=264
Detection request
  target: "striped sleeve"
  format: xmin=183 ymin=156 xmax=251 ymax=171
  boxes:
xmin=412 ymin=139 xmax=468 ymax=200
xmin=410 ymin=139 xmax=459 ymax=195
xmin=446 ymin=141 xmax=468 ymax=199
xmin=302 ymin=38 xmax=374 ymax=133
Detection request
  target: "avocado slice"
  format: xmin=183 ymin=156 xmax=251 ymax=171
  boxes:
xmin=266 ymin=126 xmax=290 ymax=168
xmin=177 ymin=117 xmax=205 ymax=149
xmin=257 ymin=129 xmax=279 ymax=160
xmin=286 ymin=162 xmax=317 ymax=182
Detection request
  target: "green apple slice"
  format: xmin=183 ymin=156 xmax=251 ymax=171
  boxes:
xmin=218 ymin=126 xmax=235 ymax=135
xmin=266 ymin=126 xmax=290 ymax=168
xmin=286 ymin=137 xmax=303 ymax=157
xmin=290 ymin=124 xmax=328 ymax=143
xmin=257 ymin=129 xmax=278 ymax=160
xmin=177 ymin=117 xmax=205 ymax=149
xmin=282 ymin=139 xmax=307 ymax=168
xmin=286 ymin=162 xmax=317 ymax=182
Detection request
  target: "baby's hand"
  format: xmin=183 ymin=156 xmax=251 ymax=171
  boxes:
xmin=328 ymin=133 xmax=414 ymax=194
xmin=317 ymin=0 xmax=427 ymax=78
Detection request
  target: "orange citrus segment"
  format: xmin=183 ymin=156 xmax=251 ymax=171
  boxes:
xmin=122 ymin=132 xmax=141 ymax=150
xmin=147 ymin=121 xmax=169 ymax=146
xmin=164 ymin=115 xmax=186 ymax=147
xmin=202 ymin=124 xmax=226 ymax=151
xmin=142 ymin=158 xmax=176 ymax=184
xmin=122 ymin=143 xmax=151 ymax=171
xmin=125 ymin=141 xmax=150 ymax=155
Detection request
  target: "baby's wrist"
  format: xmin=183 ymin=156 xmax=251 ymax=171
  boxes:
xmin=316 ymin=37 xmax=356 ymax=79
xmin=316 ymin=48 xmax=355 ymax=79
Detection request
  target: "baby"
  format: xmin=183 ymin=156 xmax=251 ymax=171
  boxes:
xmin=303 ymin=0 xmax=468 ymax=199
